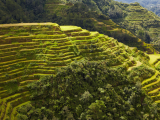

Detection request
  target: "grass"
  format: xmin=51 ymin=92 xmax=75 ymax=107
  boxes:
xmin=60 ymin=26 xmax=82 ymax=32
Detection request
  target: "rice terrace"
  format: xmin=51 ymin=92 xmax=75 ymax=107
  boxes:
xmin=1 ymin=22 xmax=160 ymax=119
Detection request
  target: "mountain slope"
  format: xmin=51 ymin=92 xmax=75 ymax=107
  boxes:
xmin=44 ymin=1 xmax=157 ymax=54
xmin=0 ymin=0 xmax=157 ymax=53
xmin=0 ymin=22 xmax=160 ymax=119
xmin=115 ymin=0 xmax=160 ymax=16
xmin=67 ymin=0 xmax=160 ymax=51
xmin=115 ymin=0 xmax=160 ymax=9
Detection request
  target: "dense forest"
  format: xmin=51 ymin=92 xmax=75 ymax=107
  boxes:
xmin=0 ymin=0 xmax=46 ymax=23
xmin=16 ymin=59 xmax=160 ymax=119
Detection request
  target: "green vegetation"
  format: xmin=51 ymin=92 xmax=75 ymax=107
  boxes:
xmin=0 ymin=22 xmax=160 ymax=119
xmin=0 ymin=0 xmax=46 ymax=23
xmin=47 ymin=1 xmax=157 ymax=53
xmin=1 ymin=0 xmax=160 ymax=118
xmin=115 ymin=0 xmax=160 ymax=16
xmin=58 ymin=0 xmax=160 ymax=52
xmin=0 ymin=0 xmax=158 ymax=54
xmin=15 ymin=61 xmax=160 ymax=119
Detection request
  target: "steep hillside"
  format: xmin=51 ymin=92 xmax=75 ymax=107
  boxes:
xmin=68 ymin=0 xmax=160 ymax=50
xmin=112 ymin=2 xmax=160 ymax=43
xmin=0 ymin=0 xmax=157 ymax=54
xmin=44 ymin=1 xmax=157 ymax=54
xmin=0 ymin=22 xmax=160 ymax=119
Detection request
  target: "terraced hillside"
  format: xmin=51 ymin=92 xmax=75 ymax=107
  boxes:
xmin=44 ymin=0 xmax=72 ymax=19
xmin=0 ymin=22 xmax=159 ymax=119
xmin=44 ymin=0 xmax=159 ymax=54
xmin=112 ymin=2 xmax=160 ymax=44
xmin=137 ymin=55 xmax=160 ymax=104
xmin=61 ymin=0 xmax=160 ymax=50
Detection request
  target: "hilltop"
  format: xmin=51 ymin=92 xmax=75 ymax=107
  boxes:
xmin=0 ymin=22 xmax=160 ymax=119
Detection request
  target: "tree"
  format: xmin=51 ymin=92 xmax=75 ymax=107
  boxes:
xmin=86 ymin=100 xmax=107 ymax=119
xmin=60 ymin=106 xmax=75 ymax=120
xmin=79 ymin=91 xmax=93 ymax=103
xmin=16 ymin=114 xmax=28 ymax=120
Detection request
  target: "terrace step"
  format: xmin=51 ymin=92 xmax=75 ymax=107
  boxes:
xmin=11 ymin=101 xmax=31 ymax=120
xmin=2 ymin=36 xmax=33 ymax=44
xmin=19 ymin=80 xmax=38 ymax=86
xmin=32 ymin=38 xmax=68 ymax=43
xmin=0 ymin=58 xmax=27 ymax=66
xmin=128 ymin=61 xmax=142 ymax=71
xmin=0 ymin=87 xmax=3 ymax=90
xmin=0 ymin=42 xmax=39 ymax=49
xmin=142 ymin=70 xmax=159 ymax=85
xmin=1 ymin=34 xmax=68 ymax=44
xmin=0 ymin=90 xmax=7 ymax=94
xmin=50 ymin=45 xmax=72 ymax=50
xmin=60 ymin=26 xmax=82 ymax=32
xmin=149 ymin=54 xmax=160 ymax=65
xmin=0 ymin=23 xmax=59 ymax=28
xmin=148 ymin=87 xmax=160 ymax=95
xmin=155 ymin=100 xmax=160 ymax=103
xmin=0 ymin=91 xmax=29 ymax=119
xmin=142 ymin=76 xmax=160 ymax=89
xmin=3 ymin=94 xmax=30 ymax=120
xmin=0 ymin=67 xmax=25 ymax=76
xmin=0 ymin=73 xmax=39 ymax=86
xmin=48 ymin=54 xmax=76 ymax=61
xmin=33 ymin=73 xmax=55 ymax=77
xmin=0 ymin=60 xmax=46 ymax=71
xmin=151 ymin=93 xmax=160 ymax=101
xmin=70 ymin=29 xmax=90 ymax=36
xmin=0 ymin=55 xmax=20 ymax=62
xmin=0 ymin=46 xmax=20 ymax=52
xmin=34 ymin=31 xmax=63 ymax=35
xmin=0 ymin=51 xmax=17 ymax=57
xmin=155 ymin=61 xmax=160 ymax=67
xmin=0 ymin=71 xmax=28 ymax=82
